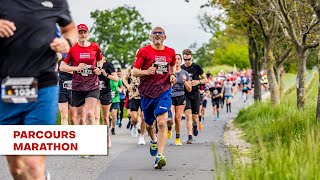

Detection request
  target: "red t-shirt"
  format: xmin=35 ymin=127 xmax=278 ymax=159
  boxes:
xmin=64 ymin=42 xmax=102 ymax=91
xmin=133 ymin=45 xmax=176 ymax=98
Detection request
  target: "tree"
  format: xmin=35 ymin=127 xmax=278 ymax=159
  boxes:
xmin=90 ymin=6 xmax=152 ymax=68
xmin=268 ymin=0 xmax=320 ymax=108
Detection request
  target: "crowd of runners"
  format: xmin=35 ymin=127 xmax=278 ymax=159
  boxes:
xmin=0 ymin=1 xmax=269 ymax=179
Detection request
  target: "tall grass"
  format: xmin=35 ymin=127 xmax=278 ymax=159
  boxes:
xmin=220 ymin=73 xmax=320 ymax=179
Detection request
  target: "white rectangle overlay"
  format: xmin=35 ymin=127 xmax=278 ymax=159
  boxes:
xmin=0 ymin=125 xmax=108 ymax=155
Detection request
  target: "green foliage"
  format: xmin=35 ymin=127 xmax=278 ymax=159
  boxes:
xmin=203 ymin=65 xmax=234 ymax=76
xmin=194 ymin=29 xmax=250 ymax=69
xmin=219 ymin=73 xmax=320 ymax=179
xmin=90 ymin=6 xmax=152 ymax=68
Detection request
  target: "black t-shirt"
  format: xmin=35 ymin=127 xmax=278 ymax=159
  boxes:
xmin=209 ymin=87 xmax=222 ymax=100
xmin=98 ymin=61 xmax=115 ymax=94
xmin=0 ymin=0 xmax=72 ymax=88
xmin=181 ymin=63 xmax=204 ymax=93
xmin=58 ymin=61 xmax=72 ymax=82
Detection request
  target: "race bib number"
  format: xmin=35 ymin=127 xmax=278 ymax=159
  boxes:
xmin=1 ymin=77 xmax=38 ymax=103
xmin=77 ymin=65 xmax=93 ymax=76
xmin=100 ymin=81 xmax=106 ymax=90
xmin=188 ymin=73 xmax=193 ymax=80
xmin=153 ymin=61 xmax=168 ymax=74
xmin=63 ymin=80 xmax=72 ymax=90
xmin=111 ymin=91 xmax=116 ymax=98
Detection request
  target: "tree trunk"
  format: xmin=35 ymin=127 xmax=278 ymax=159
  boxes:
xmin=265 ymin=41 xmax=280 ymax=105
xmin=316 ymin=49 xmax=320 ymax=121
xmin=296 ymin=47 xmax=308 ymax=109
xmin=248 ymin=25 xmax=262 ymax=101
xmin=275 ymin=65 xmax=284 ymax=98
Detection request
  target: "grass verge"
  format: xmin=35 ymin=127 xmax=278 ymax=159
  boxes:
xmin=219 ymin=73 xmax=320 ymax=179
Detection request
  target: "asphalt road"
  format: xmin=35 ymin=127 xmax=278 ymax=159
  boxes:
xmin=0 ymin=92 xmax=253 ymax=180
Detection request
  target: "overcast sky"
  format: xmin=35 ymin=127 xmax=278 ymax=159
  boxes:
xmin=67 ymin=0 xmax=214 ymax=54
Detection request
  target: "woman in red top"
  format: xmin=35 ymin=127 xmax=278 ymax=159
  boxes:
xmin=61 ymin=24 xmax=103 ymax=125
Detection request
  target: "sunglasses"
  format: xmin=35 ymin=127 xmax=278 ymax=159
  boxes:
xmin=152 ymin=31 xmax=164 ymax=35
xmin=184 ymin=58 xmax=192 ymax=61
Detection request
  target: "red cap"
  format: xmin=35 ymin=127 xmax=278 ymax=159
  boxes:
xmin=77 ymin=24 xmax=89 ymax=32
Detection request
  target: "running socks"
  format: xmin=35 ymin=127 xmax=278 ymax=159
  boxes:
xmin=176 ymin=134 xmax=180 ymax=138
xmin=168 ymin=126 xmax=172 ymax=131
xmin=199 ymin=115 xmax=202 ymax=122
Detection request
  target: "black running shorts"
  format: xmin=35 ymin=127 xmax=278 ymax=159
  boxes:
xmin=129 ymin=99 xmax=141 ymax=111
xmin=72 ymin=89 xmax=100 ymax=107
xmin=100 ymin=92 xmax=112 ymax=106
xmin=59 ymin=90 xmax=72 ymax=105
xmin=172 ymin=95 xmax=186 ymax=106
xmin=211 ymin=99 xmax=220 ymax=108
xmin=185 ymin=92 xmax=200 ymax=114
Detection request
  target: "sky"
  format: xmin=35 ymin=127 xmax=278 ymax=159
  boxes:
xmin=67 ymin=0 xmax=214 ymax=54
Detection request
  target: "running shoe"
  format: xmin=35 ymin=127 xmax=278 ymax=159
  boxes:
xmin=45 ymin=170 xmax=51 ymax=180
xmin=175 ymin=138 xmax=182 ymax=146
xmin=118 ymin=122 xmax=122 ymax=128
xmin=167 ymin=129 xmax=172 ymax=139
xmin=154 ymin=154 xmax=166 ymax=169
xmin=138 ymin=135 xmax=145 ymax=145
xmin=186 ymin=135 xmax=193 ymax=144
xmin=111 ymin=128 xmax=115 ymax=135
xmin=192 ymin=125 xmax=199 ymax=136
xmin=131 ymin=125 xmax=138 ymax=138
xmin=150 ymin=141 xmax=158 ymax=156
xmin=199 ymin=122 xmax=203 ymax=131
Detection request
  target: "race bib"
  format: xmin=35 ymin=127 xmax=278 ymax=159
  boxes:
xmin=1 ymin=77 xmax=38 ymax=103
xmin=111 ymin=91 xmax=116 ymax=98
xmin=77 ymin=65 xmax=93 ymax=76
xmin=100 ymin=81 xmax=106 ymax=90
xmin=63 ymin=80 xmax=72 ymax=90
xmin=154 ymin=61 xmax=168 ymax=74
xmin=188 ymin=73 xmax=193 ymax=80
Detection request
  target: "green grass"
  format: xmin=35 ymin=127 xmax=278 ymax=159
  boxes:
xmin=219 ymin=73 xmax=320 ymax=179
xmin=203 ymin=65 xmax=234 ymax=76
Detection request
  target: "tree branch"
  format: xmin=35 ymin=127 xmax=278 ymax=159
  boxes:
xmin=304 ymin=42 xmax=320 ymax=50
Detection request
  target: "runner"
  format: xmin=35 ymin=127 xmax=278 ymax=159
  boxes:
xmin=109 ymin=69 xmax=123 ymax=135
xmin=242 ymin=83 xmax=251 ymax=102
xmin=170 ymin=54 xmax=192 ymax=146
xmin=209 ymin=82 xmax=222 ymax=121
xmin=61 ymin=24 xmax=103 ymax=126
xmin=132 ymin=26 xmax=176 ymax=169
xmin=123 ymin=65 xmax=146 ymax=144
xmin=222 ymin=78 xmax=234 ymax=113
xmin=0 ymin=1 xmax=77 ymax=179
xmin=95 ymin=56 xmax=118 ymax=147
xmin=117 ymin=69 xmax=126 ymax=128
xmin=55 ymin=25 xmax=76 ymax=125
xmin=200 ymin=85 xmax=209 ymax=122
xmin=181 ymin=49 xmax=208 ymax=144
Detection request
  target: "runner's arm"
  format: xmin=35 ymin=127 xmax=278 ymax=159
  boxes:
xmin=199 ymin=73 xmax=208 ymax=84
xmin=122 ymin=72 xmax=130 ymax=89
xmin=132 ymin=67 xmax=155 ymax=77
xmin=60 ymin=61 xmax=85 ymax=72
xmin=184 ymin=80 xmax=192 ymax=92
xmin=59 ymin=21 xmax=77 ymax=46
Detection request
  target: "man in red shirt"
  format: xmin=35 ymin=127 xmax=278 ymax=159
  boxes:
xmin=61 ymin=24 xmax=103 ymax=126
xmin=133 ymin=26 xmax=176 ymax=169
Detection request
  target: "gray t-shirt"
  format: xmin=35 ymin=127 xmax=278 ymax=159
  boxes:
xmin=222 ymin=83 xmax=233 ymax=96
xmin=172 ymin=69 xmax=190 ymax=97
